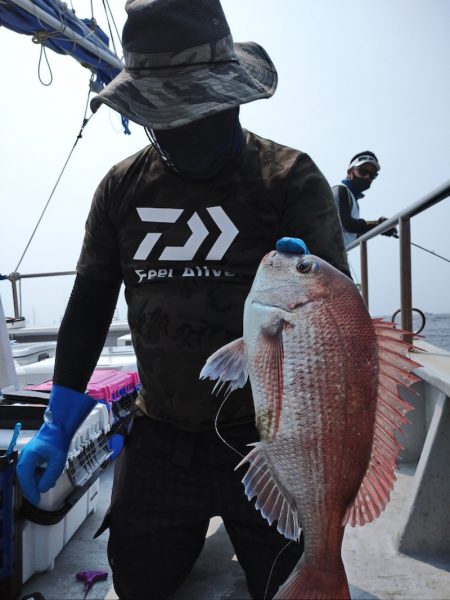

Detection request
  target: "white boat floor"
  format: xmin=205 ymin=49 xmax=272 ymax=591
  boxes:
xmin=20 ymin=464 xmax=450 ymax=600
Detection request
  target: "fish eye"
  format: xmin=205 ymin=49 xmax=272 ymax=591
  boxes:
xmin=296 ymin=259 xmax=316 ymax=274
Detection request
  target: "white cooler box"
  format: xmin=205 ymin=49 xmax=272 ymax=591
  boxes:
xmin=11 ymin=341 xmax=57 ymax=366
xmin=117 ymin=333 xmax=133 ymax=346
xmin=15 ymin=346 xmax=137 ymax=387
xmin=0 ymin=403 xmax=112 ymax=583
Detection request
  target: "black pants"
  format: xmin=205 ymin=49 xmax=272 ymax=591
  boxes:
xmin=104 ymin=416 xmax=303 ymax=599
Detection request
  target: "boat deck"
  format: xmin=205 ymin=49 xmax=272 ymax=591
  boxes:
xmin=20 ymin=466 xmax=450 ymax=600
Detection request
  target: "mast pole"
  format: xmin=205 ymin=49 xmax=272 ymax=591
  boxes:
xmin=8 ymin=0 xmax=123 ymax=70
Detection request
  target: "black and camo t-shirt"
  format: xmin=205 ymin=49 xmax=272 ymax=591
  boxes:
xmin=77 ymin=130 xmax=349 ymax=431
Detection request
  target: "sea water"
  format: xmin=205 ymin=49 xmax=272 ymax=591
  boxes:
xmin=420 ymin=313 xmax=450 ymax=351
xmin=382 ymin=312 xmax=450 ymax=352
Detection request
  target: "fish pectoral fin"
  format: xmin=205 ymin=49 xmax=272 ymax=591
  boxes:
xmin=343 ymin=319 xmax=418 ymax=528
xmin=200 ymin=337 xmax=248 ymax=396
xmin=236 ymin=442 xmax=301 ymax=542
xmin=254 ymin=325 xmax=285 ymax=439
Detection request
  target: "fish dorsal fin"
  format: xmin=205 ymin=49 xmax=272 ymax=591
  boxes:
xmin=236 ymin=442 xmax=301 ymax=541
xmin=200 ymin=337 xmax=248 ymax=396
xmin=343 ymin=320 xmax=421 ymax=527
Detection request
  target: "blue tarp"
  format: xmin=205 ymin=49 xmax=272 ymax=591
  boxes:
xmin=0 ymin=0 xmax=122 ymax=91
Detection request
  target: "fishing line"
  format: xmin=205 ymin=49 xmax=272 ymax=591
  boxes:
xmin=213 ymin=393 xmax=245 ymax=459
xmin=347 ymin=256 xmax=360 ymax=285
xmin=410 ymin=241 xmax=450 ymax=263
xmin=213 ymin=391 xmax=302 ymax=600
xmin=263 ymin=539 xmax=294 ymax=600
xmin=392 ymin=234 xmax=450 ymax=263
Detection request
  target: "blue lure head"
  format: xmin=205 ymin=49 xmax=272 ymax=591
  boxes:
xmin=275 ymin=237 xmax=310 ymax=256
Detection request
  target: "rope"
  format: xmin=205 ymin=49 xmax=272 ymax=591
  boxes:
xmin=37 ymin=43 xmax=53 ymax=86
xmin=31 ymin=2 xmax=71 ymax=88
xmin=14 ymin=79 xmax=94 ymax=272
xmin=101 ymin=0 xmax=117 ymax=57
xmin=102 ymin=0 xmax=122 ymax=57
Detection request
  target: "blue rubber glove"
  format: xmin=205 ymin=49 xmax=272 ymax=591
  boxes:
xmin=276 ymin=237 xmax=310 ymax=255
xmin=17 ymin=384 xmax=97 ymax=505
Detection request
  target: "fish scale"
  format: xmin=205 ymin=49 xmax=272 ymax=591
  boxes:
xmin=201 ymin=250 xmax=419 ymax=599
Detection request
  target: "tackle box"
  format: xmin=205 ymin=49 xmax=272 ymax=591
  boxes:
xmin=24 ymin=368 xmax=140 ymax=460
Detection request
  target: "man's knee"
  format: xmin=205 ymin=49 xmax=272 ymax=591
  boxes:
xmin=107 ymin=521 xmax=208 ymax=599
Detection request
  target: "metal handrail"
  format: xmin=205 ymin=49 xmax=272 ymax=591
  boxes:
xmin=346 ymin=179 xmax=450 ymax=341
xmin=4 ymin=179 xmax=450 ymax=334
xmin=4 ymin=270 xmax=76 ymax=322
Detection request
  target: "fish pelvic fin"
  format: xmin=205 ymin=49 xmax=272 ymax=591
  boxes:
xmin=200 ymin=337 xmax=248 ymax=397
xmin=273 ymin=557 xmax=350 ymax=599
xmin=343 ymin=319 xmax=420 ymax=528
xmin=236 ymin=442 xmax=301 ymax=542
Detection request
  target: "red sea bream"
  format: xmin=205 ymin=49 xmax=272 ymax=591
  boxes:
xmin=201 ymin=250 xmax=419 ymax=599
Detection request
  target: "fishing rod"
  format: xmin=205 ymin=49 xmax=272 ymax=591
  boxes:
xmin=392 ymin=233 xmax=450 ymax=264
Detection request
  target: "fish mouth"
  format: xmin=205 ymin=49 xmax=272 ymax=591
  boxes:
xmin=252 ymin=300 xmax=304 ymax=314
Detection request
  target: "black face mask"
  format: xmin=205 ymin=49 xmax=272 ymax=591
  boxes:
xmin=150 ymin=107 xmax=243 ymax=180
xmin=350 ymin=176 xmax=372 ymax=193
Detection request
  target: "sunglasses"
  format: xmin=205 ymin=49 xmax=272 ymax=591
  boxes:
xmin=356 ymin=167 xmax=378 ymax=180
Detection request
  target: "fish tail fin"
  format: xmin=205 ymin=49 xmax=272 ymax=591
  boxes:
xmin=274 ymin=559 xmax=350 ymax=600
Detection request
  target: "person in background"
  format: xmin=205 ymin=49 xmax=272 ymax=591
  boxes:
xmin=333 ymin=151 xmax=397 ymax=248
xmin=16 ymin=1 xmax=350 ymax=598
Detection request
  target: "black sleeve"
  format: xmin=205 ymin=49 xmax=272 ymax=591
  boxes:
xmin=335 ymin=186 xmax=373 ymax=234
xmin=52 ymin=273 xmax=122 ymax=392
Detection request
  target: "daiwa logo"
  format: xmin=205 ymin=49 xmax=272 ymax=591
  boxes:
xmin=133 ymin=207 xmax=238 ymax=261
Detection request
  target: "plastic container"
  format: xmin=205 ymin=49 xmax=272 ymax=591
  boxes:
xmin=26 ymin=369 xmax=140 ymax=461
xmin=0 ymin=403 xmax=111 ymax=585
xmin=21 ymin=479 xmax=100 ymax=583
xmin=11 ymin=342 xmax=57 ymax=366
xmin=85 ymin=369 xmax=139 ymax=459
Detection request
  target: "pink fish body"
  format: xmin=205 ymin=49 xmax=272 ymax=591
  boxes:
xmin=201 ymin=251 xmax=419 ymax=599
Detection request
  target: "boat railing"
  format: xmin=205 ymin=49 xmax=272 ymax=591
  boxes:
xmin=346 ymin=178 xmax=450 ymax=342
xmin=3 ymin=179 xmax=450 ymax=339
xmin=4 ymin=270 xmax=76 ymax=325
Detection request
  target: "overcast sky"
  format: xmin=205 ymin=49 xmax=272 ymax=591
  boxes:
xmin=0 ymin=0 xmax=449 ymax=327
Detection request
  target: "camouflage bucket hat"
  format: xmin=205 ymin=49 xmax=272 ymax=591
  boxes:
xmin=90 ymin=0 xmax=278 ymax=130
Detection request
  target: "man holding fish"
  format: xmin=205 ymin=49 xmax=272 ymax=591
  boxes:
xmin=17 ymin=1 xmax=354 ymax=598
